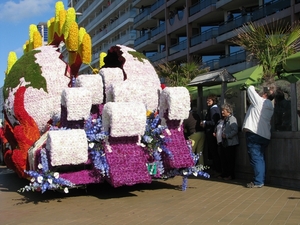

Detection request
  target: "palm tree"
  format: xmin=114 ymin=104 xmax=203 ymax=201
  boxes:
xmin=230 ymin=20 xmax=300 ymax=82
xmin=155 ymin=59 xmax=208 ymax=87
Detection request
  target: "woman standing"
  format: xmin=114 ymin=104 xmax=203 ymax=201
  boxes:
xmin=219 ymin=103 xmax=239 ymax=180
xmin=200 ymin=94 xmax=221 ymax=174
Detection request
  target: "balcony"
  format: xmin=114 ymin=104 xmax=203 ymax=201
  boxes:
xmin=148 ymin=51 xmax=167 ymax=63
xmin=252 ymin=0 xmax=290 ymax=21
xmin=150 ymin=0 xmax=165 ymax=13
xmin=203 ymin=50 xmax=247 ymax=71
xmin=151 ymin=23 xmax=165 ymax=37
xmin=134 ymin=32 xmax=151 ymax=47
xmin=218 ymin=15 xmax=252 ymax=35
xmin=191 ymin=28 xmax=218 ymax=47
xmin=189 ymin=0 xmax=217 ymax=17
xmin=84 ymin=0 xmax=123 ymax=32
xmin=169 ymin=39 xmax=187 ymax=55
xmin=92 ymin=10 xmax=135 ymax=45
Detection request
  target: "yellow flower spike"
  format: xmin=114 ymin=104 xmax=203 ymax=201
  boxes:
xmin=66 ymin=21 xmax=78 ymax=51
xmin=99 ymin=52 xmax=107 ymax=68
xmin=5 ymin=51 xmax=17 ymax=76
xmin=58 ymin=9 xmax=67 ymax=36
xmin=33 ymin=31 xmax=43 ymax=49
xmin=28 ymin=24 xmax=38 ymax=51
xmin=47 ymin=18 xmax=55 ymax=44
xmin=54 ymin=1 xmax=65 ymax=35
xmin=63 ymin=7 xmax=76 ymax=40
xmin=68 ymin=51 xmax=77 ymax=65
xmin=81 ymin=33 xmax=92 ymax=64
xmin=78 ymin=27 xmax=86 ymax=45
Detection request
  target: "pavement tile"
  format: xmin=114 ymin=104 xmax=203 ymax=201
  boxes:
xmin=1 ymin=166 xmax=300 ymax=225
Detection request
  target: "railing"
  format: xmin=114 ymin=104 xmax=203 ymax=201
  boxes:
xmin=202 ymin=50 xmax=247 ymax=70
xmin=134 ymin=8 xmax=151 ymax=24
xmin=92 ymin=10 xmax=135 ymax=44
xmin=148 ymin=51 xmax=167 ymax=62
xmin=134 ymin=32 xmax=151 ymax=47
xmin=169 ymin=39 xmax=187 ymax=55
xmin=219 ymin=50 xmax=246 ymax=68
xmin=150 ymin=0 xmax=165 ymax=13
xmin=79 ymin=0 xmax=103 ymax=22
xmin=202 ymin=59 xmax=219 ymax=70
xmin=218 ymin=15 xmax=252 ymax=35
xmin=151 ymin=23 xmax=166 ymax=37
xmin=190 ymin=27 xmax=218 ymax=46
xmin=189 ymin=0 xmax=217 ymax=17
xmin=85 ymin=0 xmax=123 ymax=32
xmin=252 ymin=0 xmax=290 ymax=21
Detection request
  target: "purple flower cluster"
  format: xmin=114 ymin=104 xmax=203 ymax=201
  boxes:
xmin=84 ymin=116 xmax=110 ymax=177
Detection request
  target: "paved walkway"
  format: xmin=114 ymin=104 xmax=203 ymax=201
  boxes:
xmin=0 ymin=166 xmax=300 ymax=225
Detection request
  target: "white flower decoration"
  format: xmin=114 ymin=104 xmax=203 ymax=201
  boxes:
xmin=37 ymin=176 xmax=43 ymax=183
xmin=64 ymin=187 xmax=69 ymax=193
xmin=89 ymin=142 xmax=95 ymax=148
xmin=30 ymin=177 xmax=35 ymax=182
xmin=53 ymin=172 xmax=59 ymax=179
xmin=38 ymin=163 xmax=43 ymax=169
xmin=157 ymin=147 xmax=162 ymax=152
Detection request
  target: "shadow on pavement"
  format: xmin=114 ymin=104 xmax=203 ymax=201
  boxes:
xmin=0 ymin=166 xmax=181 ymax=204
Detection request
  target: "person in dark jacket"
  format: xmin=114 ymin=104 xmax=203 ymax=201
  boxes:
xmin=200 ymin=94 xmax=221 ymax=174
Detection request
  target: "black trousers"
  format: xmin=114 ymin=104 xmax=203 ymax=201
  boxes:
xmin=220 ymin=144 xmax=237 ymax=178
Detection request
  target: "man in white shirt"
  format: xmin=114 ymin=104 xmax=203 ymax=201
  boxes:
xmin=242 ymin=85 xmax=275 ymax=188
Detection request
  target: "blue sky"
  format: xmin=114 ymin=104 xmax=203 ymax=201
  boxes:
xmin=0 ymin=0 xmax=68 ymax=87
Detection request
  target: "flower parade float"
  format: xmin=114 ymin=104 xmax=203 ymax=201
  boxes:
xmin=2 ymin=1 xmax=209 ymax=194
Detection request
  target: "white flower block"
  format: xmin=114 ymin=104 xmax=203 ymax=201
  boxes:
xmin=75 ymin=74 xmax=104 ymax=104
xmin=102 ymin=102 xmax=146 ymax=137
xmin=47 ymin=129 xmax=88 ymax=166
xmin=113 ymin=80 xmax=160 ymax=111
xmin=159 ymin=87 xmax=190 ymax=120
xmin=61 ymin=87 xmax=92 ymax=121
xmin=100 ymin=68 xmax=124 ymax=102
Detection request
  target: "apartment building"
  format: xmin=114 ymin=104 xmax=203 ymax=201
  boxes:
xmin=133 ymin=0 xmax=300 ymax=74
xmin=70 ymin=0 xmax=300 ymax=75
xmin=68 ymin=0 xmax=137 ymax=73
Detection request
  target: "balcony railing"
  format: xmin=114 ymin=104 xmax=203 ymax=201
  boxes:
xmin=134 ymin=8 xmax=151 ymax=24
xmin=203 ymin=50 xmax=247 ymax=70
xmin=151 ymin=23 xmax=165 ymax=37
xmin=92 ymin=10 xmax=135 ymax=44
xmin=148 ymin=51 xmax=167 ymax=62
xmin=85 ymin=0 xmax=123 ymax=32
xmin=189 ymin=0 xmax=217 ymax=17
xmin=218 ymin=15 xmax=252 ymax=35
xmin=190 ymin=27 xmax=218 ymax=46
xmin=150 ymin=0 xmax=165 ymax=13
xmin=79 ymin=0 xmax=103 ymax=22
xmin=219 ymin=50 xmax=246 ymax=68
xmin=252 ymin=0 xmax=290 ymax=21
xmin=134 ymin=32 xmax=151 ymax=47
xmin=169 ymin=39 xmax=187 ymax=55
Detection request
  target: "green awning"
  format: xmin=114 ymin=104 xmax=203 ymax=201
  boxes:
xmin=189 ymin=65 xmax=263 ymax=99
xmin=279 ymin=52 xmax=300 ymax=83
